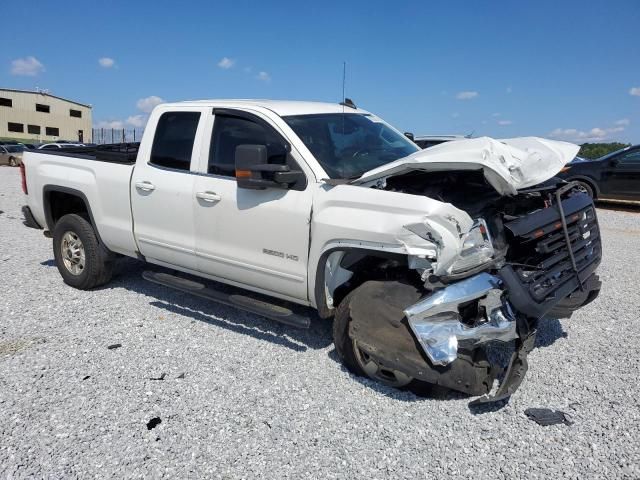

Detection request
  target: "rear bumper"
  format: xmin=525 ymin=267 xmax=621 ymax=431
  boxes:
xmin=22 ymin=205 xmax=42 ymax=229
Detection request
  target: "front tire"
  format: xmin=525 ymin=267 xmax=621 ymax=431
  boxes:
xmin=574 ymin=180 xmax=595 ymax=198
xmin=333 ymin=287 xmax=414 ymax=388
xmin=52 ymin=214 xmax=114 ymax=289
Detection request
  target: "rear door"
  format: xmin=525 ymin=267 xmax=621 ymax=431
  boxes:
xmin=131 ymin=108 xmax=206 ymax=270
xmin=192 ymin=109 xmax=313 ymax=302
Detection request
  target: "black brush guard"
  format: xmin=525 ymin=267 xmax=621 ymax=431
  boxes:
xmin=499 ymin=186 xmax=602 ymax=319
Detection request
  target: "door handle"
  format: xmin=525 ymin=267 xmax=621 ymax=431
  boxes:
xmin=135 ymin=181 xmax=156 ymax=192
xmin=196 ymin=191 xmax=221 ymax=202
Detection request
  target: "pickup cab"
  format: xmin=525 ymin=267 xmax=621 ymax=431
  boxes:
xmin=21 ymin=100 xmax=602 ymax=404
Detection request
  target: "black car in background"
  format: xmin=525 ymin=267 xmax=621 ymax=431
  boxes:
xmin=557 ymin=145 xmax=640 ymax=201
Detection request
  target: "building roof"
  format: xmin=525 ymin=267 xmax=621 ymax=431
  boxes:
xmin=161 ymin=99 xmax=370 ymax=116
xmin=0 ymin=88 xmax=92 ymax=109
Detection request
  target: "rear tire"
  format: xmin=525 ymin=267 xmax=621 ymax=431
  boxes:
xmin=52 ymin=214 xmax=114 ymax=290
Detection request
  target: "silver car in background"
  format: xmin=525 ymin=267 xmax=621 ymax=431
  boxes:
xmin=0 ymin=144 xmax=26 ymax=166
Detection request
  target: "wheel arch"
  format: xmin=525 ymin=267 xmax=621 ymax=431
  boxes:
xmin=313 ymin=245 xmax=411 ymax=319
xmin=43 ymin=185 xmax=106 ymax=246
xmin=565 ymin=175 xmax=600 ymax=197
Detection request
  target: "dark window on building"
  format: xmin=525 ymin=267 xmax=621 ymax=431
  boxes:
xmin=45 ymin=127 xmax=60 ymax=136
xmin=70 ymin=109 xmax=82 ymax=118
xmin=36 ymin=103 xmax=50 ymax=113
xmin=0 ymin=97 xmax=12 ymax=107
xmin=150 ymin=111 xmax=201 ymax=171
xmin=208 ymin=115 xmax=288 ymax=177
xmin=27 ymin=125 xmax=41 ymax=134
xmin=8 ymin=122 xmax=24 ymax=133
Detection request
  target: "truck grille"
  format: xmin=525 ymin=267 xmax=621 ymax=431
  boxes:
xmin=503 ymin=192 xmax=602 ymax=304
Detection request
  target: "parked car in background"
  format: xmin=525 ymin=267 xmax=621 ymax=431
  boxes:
xmin=413 ymin=135 xmax=466 ymax=149
xmin=0 ymin=144 xmax=26 ymax=166
xmin=19 ymin=143 xmax=37 ymax=150
xmin=557 ymin=145 xmax=640 ymax=201
xmin=37 ymin=143 xmax=85 ymax=150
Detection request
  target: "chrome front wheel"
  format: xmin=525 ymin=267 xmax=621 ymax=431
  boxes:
xmin=61 ymin=231 xmax=86 ymax=275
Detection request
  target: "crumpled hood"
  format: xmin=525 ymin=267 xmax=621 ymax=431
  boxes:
xmin=353 ymin=136 xmax=580 ymax=196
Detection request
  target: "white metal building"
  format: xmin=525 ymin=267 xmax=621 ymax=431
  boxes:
xmin=0 ymin=88 xmax=92 ymax=143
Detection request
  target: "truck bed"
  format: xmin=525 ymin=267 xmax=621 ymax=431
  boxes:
xmin=31 ymin=143 xmax=140 ymax=164
xmin=23 ymin=146 xmax=139 ymax=257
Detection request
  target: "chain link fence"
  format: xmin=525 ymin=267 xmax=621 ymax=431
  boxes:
xmin=91 ymin=128 xmax=145 ymax=144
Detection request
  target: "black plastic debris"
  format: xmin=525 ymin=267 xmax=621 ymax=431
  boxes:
xmin=524 ymin=408 xmax=574 ymax=426
xmin=176 ymin=373 xmax=185 ymax=379
xmin=146 ymin=417 xmax=162 ymax=430
xmin=107 ymin=343 xmax=122 ymax=350
xmin=150 ymin=373 xmax=166 ymax=381
xmin=82 ymin=375 xmax=91 ymax=381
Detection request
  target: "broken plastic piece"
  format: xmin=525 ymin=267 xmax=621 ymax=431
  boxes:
xmin=469 ymin=331 xmax=537 ymax=406
xmin=107 ymin=343 xmax=122 ymax=350
xmin=146 ymin=417 xmax=162 ymax=430
xmin=150 ymin=373 xmax=166 ymax=381
xmin=524 ymin=408 xmax=574 ymax=426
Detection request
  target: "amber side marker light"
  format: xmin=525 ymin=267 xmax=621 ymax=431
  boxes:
xmin=559 ymin=166 xmax=571 ymax=173
xmin=235 ymin=170 xmax=252 ymax=178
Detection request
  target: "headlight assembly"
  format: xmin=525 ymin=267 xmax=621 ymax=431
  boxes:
xmin=448 ymin=219 xmax=495 ymax=274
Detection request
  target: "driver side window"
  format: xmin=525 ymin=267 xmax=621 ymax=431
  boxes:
xmin=619 ymin=149 xmax=640 ymax=164
xmin=208 ymin=115 xmax=288 ymax=177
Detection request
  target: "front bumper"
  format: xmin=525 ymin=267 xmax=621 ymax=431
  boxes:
xmin=404 ymin=273 xmax=518 ymax=366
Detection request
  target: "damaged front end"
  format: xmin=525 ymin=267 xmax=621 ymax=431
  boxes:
xmin=344 ymin=174 xmax=602 ymax=404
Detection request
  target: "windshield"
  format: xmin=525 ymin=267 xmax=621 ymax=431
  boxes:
xmin=7 ymin=145 xmax=25 ymax=153
xmin=284 ymin=113 xmax=419 ymax=179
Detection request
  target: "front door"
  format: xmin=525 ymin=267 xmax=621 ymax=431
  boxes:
xmin=193 ymin=111 xmax=312 ymax=301
xmin=604 ymin=148 xmax=640 ymax=199
xmin=131 ymin=109 xmax=204 ymax=270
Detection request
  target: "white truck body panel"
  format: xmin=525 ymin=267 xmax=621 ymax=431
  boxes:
xmin=22 ymin=99 xmax=580 ymax=308
xmin=24 ymin=154 xmax=137 ymax=256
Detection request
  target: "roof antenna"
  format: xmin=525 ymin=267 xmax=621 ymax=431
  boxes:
xmin=339 ymin=62 xmax=357 ymax=109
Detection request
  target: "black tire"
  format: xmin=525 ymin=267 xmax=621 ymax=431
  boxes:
xmin=9 ymin=157 xmax=17 ymax=167
xmin=333 ymin=286 xmax=420 ymax=390
xmin=52 ymin=214 xmax=114 ymax=289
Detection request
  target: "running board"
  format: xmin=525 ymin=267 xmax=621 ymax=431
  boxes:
xmin=142 ymin=271 xmax=310 ymax=329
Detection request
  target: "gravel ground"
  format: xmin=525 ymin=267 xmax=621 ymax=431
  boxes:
xmin=1 ymin=166 xmax=639 ymax=479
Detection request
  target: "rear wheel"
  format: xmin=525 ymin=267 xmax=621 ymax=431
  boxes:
xmin=333 ymin=287 xmax=414 ymax=388
xmin=53 ymin=214 xmax=114 ymax=289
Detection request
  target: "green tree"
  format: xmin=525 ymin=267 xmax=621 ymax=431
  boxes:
xmin=579 ymin=142 xmax=630 ymax=159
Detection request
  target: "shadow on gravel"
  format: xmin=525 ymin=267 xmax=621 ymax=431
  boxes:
xmin=40 ymin=255 xmax=570 ymax=401
xmin=43 ymin=256 xmax=334 ymax=352
xmin=326 ymin=349 xmax=467 ymax=403
xmin=595 ymin=201 xmax=640 ymax=213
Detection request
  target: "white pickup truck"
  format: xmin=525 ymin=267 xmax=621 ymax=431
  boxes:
xmin=21 ymin=99 xmax=602 ymax=404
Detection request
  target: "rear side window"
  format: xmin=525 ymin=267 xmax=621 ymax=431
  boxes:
xmin=208 ymin=115 xmax=288 ymax=177
xmin=150 ymin=112 xmax=200 ymax=171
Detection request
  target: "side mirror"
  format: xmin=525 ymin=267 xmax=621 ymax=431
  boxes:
xmin=404 ymin=132 xmax=415 ymax=142
xmin=235 ymin=144 xmax=304 ymax=190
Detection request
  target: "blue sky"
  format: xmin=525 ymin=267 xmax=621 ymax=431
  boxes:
xmin=1 ymin=0 xmax=639 ymax=143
